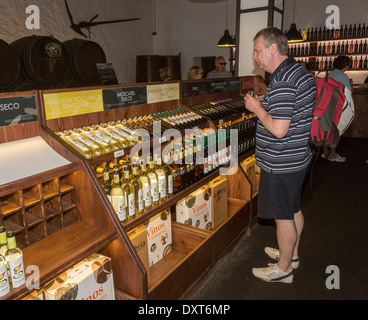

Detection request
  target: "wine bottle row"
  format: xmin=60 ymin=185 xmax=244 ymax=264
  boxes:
xmin=290 ymin=39 xmax=368 ymax=57
xmin=304 ymin=23 xmax=368 ymax=41
xmin=95 ymin=116 xmax=257 ymax=225
xmin=0 ymin=227 xmax=25 ymax=297
xmin=189 ymin=96 xmax=248 ymax=121
xmin=296 ymin=55 xmax=368 ymax=70
xmin=55 ymin=109 xmax=206 ymax=159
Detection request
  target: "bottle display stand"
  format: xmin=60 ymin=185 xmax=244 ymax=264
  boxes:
xmin=0 ymin=78 xmax=258 ymax=300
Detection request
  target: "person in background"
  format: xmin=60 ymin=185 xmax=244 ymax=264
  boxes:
xmin=321 ymin=55 xmax=352 ymax=162
xmin=206 ymin=56 xmax=233 ymax=79
xmin=254 ymin=75 xmax=268 ymax=99
xmin=244 ymin=27 xmax=316 ymax=283
xmin=187 ymin=66 xmax=204 ymax=80
xmin=159 ymin=67 xmax=172 ymax=81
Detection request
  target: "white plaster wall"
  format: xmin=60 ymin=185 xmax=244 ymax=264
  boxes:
xmin=0 ymin=0 xmax=237 ymax=85
xmin=0 ymin=0 xmax=153 ymax=85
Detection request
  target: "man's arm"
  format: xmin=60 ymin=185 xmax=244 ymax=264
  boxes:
xmin=244 ymin=93 xmax=290 ymax=139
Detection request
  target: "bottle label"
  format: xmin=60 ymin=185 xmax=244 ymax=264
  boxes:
xmin=151 ymin=180 xmax=159 ymax=202
xmin=95 ymin=131 xmax=113 ymax=143
xmin=158 ymin=176 xmax=167 ymax=198
xmin=143 ymin=184 xmax=152 ymax=207
xmin=111 ymin=196 xmax=126 ymax=222
xmin=85 ymin=132 xmax=104 ymax=145
xmin=8 ymin=255 xmax=25 ymax=288
xmin=65 ymin=136 xmax=86 ymax=149
xmin=138 ymin=189 xmax=144 ymax=211
xmin=128 ymin=193 xmax=135 ymax=216
xmin=168 ymin=175 xmax=173 ymax=194
xmin=0 ymin=263 xmax=10 ymax=297
xmin=75 ymin=134 xmax=95 ymax=147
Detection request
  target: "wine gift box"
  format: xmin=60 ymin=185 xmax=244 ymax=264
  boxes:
xmin=240 ymin=156 xmax=256 ymax=188
xmin=208 ymin=175 xmax=228 ymax=228
xmin=176 ymin=185 xmax=212 ymax=230
xmin=42 ymin=253 xmax=115 ymax=300
xmin=145 ymin=210 xmax=173 ymax=267
xmin=128 ymin=225 xmax=150 ymax=278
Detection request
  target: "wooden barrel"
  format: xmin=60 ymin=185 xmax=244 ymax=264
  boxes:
xmin=50 ymin=78 xmax=88 ymax=89
xmin=136 ymin=55 xmax=181 ymax=83
xmin=63 ymin=38 xmax=106 ymax=83
xmin=0 ymin=39 xmax=20 ymax=91
xmin=11 ymin=36 xmax=69 ymax=87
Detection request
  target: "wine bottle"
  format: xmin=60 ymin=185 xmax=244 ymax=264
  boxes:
xmin=363 ymin=56 xmax=367 ymax=69
xmin=362 ymin=23 xmax=366 ymax=37
xmin=121 ymin=166 xmax=135 ymax=221
xmin=349 ymin=40 xmax=354 ymax=53
xmin=130 ymin=163 xmax=144 ymax=216
xmin=66 ymin=129 xmax=103 ymax=157
xmin=71 ymin=128 xmax=107 ymax=155
xmin=352 ymin=23 xmax=357 ymax=37
xmin=102 ymin=168 xmax=112 ymax=201
xmin=79 ymin=127 xmax=112 ymax=154
xmin=357 ymin=23 xmax=362 ymax=37
xmin=0 ymin=227 xmax=7 ymax=257
xmin=5 ymin=231 xmax=25 ymax=289
xmin=353 ymin=56 xmax=358 ymax=69
xmin=138 ymin=160 xmax=152 ymax=211
xmin=0 ymin=228 xmax=10 ymax=297
xmin=153 ymin=153 xmax=167 ymax=203
xmin=110 ymin=167 xmax=127 ymax=224
xmin=162 ymin=151 xmax=173 ymax=198
xmin=348 ymin=24 xmax=352 ymax=37
xmin=84 ymin=126 xmax=122 ymax=151
xmin=172 ymin=148 xmax=183 ymax=194
xmin=147 ymin=157 xmax=160 ymax=207
xmin=95 ymin=123 xmax=130 ymax=149
xmin=57 ymin=131 xmax=93 ymax=159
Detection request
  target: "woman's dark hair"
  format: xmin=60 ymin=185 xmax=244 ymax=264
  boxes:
xmin=333 ymin=55 xmax=351 ymax=70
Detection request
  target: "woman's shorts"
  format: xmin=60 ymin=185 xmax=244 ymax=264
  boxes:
xmin=258 ymin=167 xmax=308 ymax=220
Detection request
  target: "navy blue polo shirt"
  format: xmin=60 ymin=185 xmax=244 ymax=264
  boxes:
xmin=255 ymin=57 xmax=316 ymax=174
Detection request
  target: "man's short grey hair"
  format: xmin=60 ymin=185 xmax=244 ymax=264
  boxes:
xmin=253 ymin=27 xmax=289 ymax=56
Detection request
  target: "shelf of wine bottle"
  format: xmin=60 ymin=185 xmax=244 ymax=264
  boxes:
xmin=188 ymin=96 xmax=249 ymax=122
xmin=52 ymin=108 xmax=208 ymax=162
xmin=92 ymin=111 xmax=257 ymax=231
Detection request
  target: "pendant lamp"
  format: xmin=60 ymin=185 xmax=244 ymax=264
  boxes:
xmin=217 ymin=0 xmax=235 ymax=47
xmin=286 ymin=0 xmax=303 ymax=43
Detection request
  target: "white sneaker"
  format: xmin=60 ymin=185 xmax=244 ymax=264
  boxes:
xmin=252 ymin=263 xmax=293 ymax=283
xmin=264 ymin=247 xmax=300 ymax=269
xmin=327 ymin=153 xmax=346 ymax=162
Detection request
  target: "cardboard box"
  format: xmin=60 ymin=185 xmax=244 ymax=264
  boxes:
xmin=145 ymin=210 xmax=172 ymax=267
xmin=208 ymin=175 xmax=228 ymax=228
xmin=43 ymin=253 xmax=115 ymax=300
xmin=128 ymin=225 xmax=150 ymax=274
xmin=176 ymin=185 xmax=212 ymax=230
xmin=241 ymin=156 xmax=256 ymax=188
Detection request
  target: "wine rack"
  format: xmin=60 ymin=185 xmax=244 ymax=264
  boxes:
xmin=1 ymin=78 xmax=257 ymax=300
xmin=0 ymin=174 xmax=77 ymax=248
xmin=289 ymin=23 xmax=368 ymax=73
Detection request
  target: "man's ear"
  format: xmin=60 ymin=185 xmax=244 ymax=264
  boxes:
xmin=269 ymin=43 xmax=279 ymax=56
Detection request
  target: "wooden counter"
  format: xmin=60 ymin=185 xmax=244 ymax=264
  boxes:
xmin=343 ymin=87 xmax=368 ymax=138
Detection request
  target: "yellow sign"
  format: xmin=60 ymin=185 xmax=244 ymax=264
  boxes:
xmin=146 ymin=83 xmax=179 ymax=104
xmin=43 ymin=90 xmax=103 ymax=120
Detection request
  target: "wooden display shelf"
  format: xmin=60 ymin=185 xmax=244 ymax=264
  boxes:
xmin=2 ymin=221 xmax=117 ymax=300
xmin=148 ymin=222 xmax=212 ymax=299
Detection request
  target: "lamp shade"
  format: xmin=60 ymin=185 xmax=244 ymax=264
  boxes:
xmin=286 ymin=23 xmax=303 ymax=43
xmin=217 ymin=30 xmax=235 ymax=47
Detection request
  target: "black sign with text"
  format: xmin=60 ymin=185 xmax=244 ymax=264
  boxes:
xmin=102 ymin=86 xmax=148 ymax=110
xmin=0 ymin=95 xmax=37 ymax=127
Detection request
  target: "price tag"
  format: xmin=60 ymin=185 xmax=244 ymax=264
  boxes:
xmin=219 ymin=119 xmax=224 ymax=124
xmin=114 ymin=149 xmax=125 ymax=158
xmin=193 ymin=126 xmax=198 ymax=132
xmin=159 ymin=136 xmax=167 ymax=143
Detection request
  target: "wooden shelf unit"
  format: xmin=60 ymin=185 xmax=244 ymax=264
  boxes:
xmin=1 ymin=78 xmax=258 ymax=300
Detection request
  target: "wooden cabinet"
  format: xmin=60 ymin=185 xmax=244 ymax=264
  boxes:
xmin=1 ymin=78 xmax=258 ymax=300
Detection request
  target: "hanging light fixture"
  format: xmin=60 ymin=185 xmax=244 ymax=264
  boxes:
xmin=286 ymin=0 xmax=303 ymax=43
xmin=217 ymin=0 xmax=235 ymax=47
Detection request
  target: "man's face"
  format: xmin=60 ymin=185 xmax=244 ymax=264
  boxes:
xmin=252 ymin=35 xmax=273 ymax=73
xmin=215 ymin=58 xmax=227 ymax=72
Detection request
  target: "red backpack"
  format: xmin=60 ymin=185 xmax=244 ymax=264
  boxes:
xmin=310 ymin=72 xmax=346 ymax=147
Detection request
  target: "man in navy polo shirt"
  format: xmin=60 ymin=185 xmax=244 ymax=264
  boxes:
xmin=244 ymin=27 xmax=316 ymax=283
